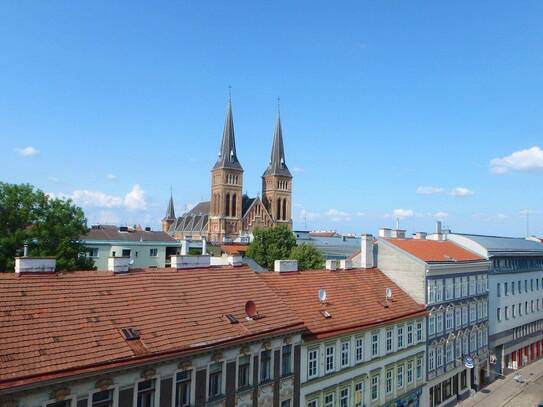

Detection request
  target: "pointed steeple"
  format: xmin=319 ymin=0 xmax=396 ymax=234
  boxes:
xmin=263 ymin=107 xmax=292 ymax=177
xmin=213 ymin=97 xmax=243 ymax=171
xmin=163 ymin=190 xmax=176 ymax=220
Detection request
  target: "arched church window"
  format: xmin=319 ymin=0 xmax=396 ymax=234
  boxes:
xmin=282 ymin=198 xmax=287 ymax=220
xmin=232 ymin=193 xmax=237 ymax=217
xmin=225 ymin=193 xmax=230 ymax=217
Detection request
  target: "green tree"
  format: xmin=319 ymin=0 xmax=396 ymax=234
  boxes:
xmin=0 ymin=182 xmax=95 ymax=272
xmin=289 ymin=243 xmax=324 ymax=270
xmin=246 ymin=225 xmax=296 ymax=269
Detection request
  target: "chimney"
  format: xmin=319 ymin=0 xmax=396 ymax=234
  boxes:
xmin=435 ymin=221 xmax=444 ymax=241
xmin=390 ymin=229 xmax=406 ymax=239
xmin=202 ymin=237 xmax=207 ymax=255
xmin=23 ymin=243 xmax=29 ymax=257
xmin=378 ymin=228 xmax=392 ymax=238
xmin=274 ymin=260 xmax=298 ymax=273
xmin=227 ymin=254 xmax=242 ymax=266
xmin=339 ymin=259 xmax=352 ymax=270
xmin=108 ymin=256 xmax=130 ymax=273
xmin=171 ymin=255 xmax=211 ymax=269
xmin=360 ymin=234 xmax=374 ymax=269
xmin=15 ymin=257 xmax=56 ymax=273
xmin=180 ymin=239 xmax=189 ymax=255
xmin=413 ymin=232 xmax=427 ymax=240
xmin=325 ymin=259 xmax=337 ymax=271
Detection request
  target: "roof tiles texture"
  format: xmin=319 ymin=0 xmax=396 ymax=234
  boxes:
xmin=0 ymin=267 xmax=302 ymax=389
xmin=385 ymin=238 xmax=484 ymax=263
xmin=259 ymin=268 xmax=426 ymax=340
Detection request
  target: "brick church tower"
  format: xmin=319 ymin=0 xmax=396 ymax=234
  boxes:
xmin=208 ymin=99 xmax=244 ymax=242
xmin=262 ymin=110 xmax=292 ymax=228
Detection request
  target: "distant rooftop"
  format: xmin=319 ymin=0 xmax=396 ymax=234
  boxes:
xmin=451 ymin=233 xmax=543 ymax=255
xmin=82 ymin=225 xmax=178 ymax=243
xmin=385 ymin=238 xmax=485 ymax=263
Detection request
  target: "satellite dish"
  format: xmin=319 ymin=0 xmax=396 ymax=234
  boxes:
xmin=385 ymin=288 xmax=393 ymax=300
xmin=464 ymin=356 xmax=474 ymax=369
xmin=318 ymin=288 xmax=327 ymax=303
xmin=129 ymin=259 xmax=135 ymax=265
xmin=245 ymin=301 xmax=257 ymax=318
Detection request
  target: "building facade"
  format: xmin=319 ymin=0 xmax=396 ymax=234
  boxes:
xmin=0 ymin=261 xmax=304 ymax=407
xmin=377 ymin=231 xmax=491 ymax=407
xmin=260 ymin=264 xmax=428 ymax=407
xmin=81 ymin=225 xmax=182 ymax=270
xmin=443 ymin=233 xmax=543 ymax=380
xmin=163 ymin=100 xmax=293 ymax=244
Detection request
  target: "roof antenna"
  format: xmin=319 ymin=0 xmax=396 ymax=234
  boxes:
xmin=395 ymin=217 xmax=400 ymax=230
xmin=277 ymin=96 xmax=280 ymax=115
xmin=228 ymin=85 xmax=232 ymax=103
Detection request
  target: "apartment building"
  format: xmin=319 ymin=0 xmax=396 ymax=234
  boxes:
xmin=260 ymin=260 xmax=427 ymax=407
xmin=442 ymin=233 xmax=543 ymax=379
xmin=377 ymin=229 xmax=491 ymax=407
xmin=0 ymin=258 xmax=304 ymax=407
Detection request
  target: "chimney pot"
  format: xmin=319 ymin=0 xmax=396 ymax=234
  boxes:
xmin=15 ymin=257 xmax=56 ymax=273
xmin=360 ymin=234 xmax=375 ymax=269
xmin=274 ymin=259 xmax=298 ymax=273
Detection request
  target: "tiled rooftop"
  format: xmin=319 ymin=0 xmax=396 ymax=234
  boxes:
xmin=0 ymin=266 xmax=303 ymax=390
xmin=385 ymin=238 xmax=484 ymax=263
xmin=259 ymin=268 xmax=426 ymax=340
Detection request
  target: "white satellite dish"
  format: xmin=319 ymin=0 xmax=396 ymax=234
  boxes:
xmin=318 ymin=288 xmax=327 ymax=303
xmin=129 ymin=259 xmax=135 ymax=265
xmin=385 ymin=288 xmax=393 ymax=300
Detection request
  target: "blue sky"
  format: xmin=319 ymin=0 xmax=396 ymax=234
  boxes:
xmin=2 ymin=1 xmax=543 ymax=237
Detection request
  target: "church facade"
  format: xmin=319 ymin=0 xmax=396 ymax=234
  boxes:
xmin=162 ymin=99 xmax=293 ymax=243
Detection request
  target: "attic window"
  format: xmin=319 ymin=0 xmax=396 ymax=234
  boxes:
xmin=321 ymin=310 xmax=332 ymax=319
xmin=120 ymin=327 xmax=140 ymax=340
xmin=225 ymin=314 xmax=239 ymax=324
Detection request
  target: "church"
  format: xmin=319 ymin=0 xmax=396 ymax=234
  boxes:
xmin=161 ymin=99 xmax=293 ymax=243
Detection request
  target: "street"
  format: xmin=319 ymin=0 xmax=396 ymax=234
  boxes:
xmin=460 ymin=357 xmax=543 ymax=406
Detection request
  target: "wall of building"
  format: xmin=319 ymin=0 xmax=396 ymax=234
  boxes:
xmin=4 ymin=334 xmax=302 ymax=407
xmin=300 ymin=316 xmax=426 ymax=407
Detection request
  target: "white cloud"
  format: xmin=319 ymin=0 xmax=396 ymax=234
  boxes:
xmin=450 ymin=187 xmax=474 ymax=197
xmin=106 ymin=173 xmax=117 ymax=180
xmin=95 ymin=211 xmax=121 ymax=225
xmin=15 ymin=146 xmax=39 ymax=157
xmin=124 ymin=184 xmax=147 ymax=210
xmin=490 ymin=146 xmax=543 ymax=174
xmin=297 ymin=208 xmax=321 ymax=222
xmin=326 ymin=209 xmax=352 ymax=222
xmin=416 ymin=186 xmax=444 ymax=195
xmin=393 ymin=209 xmax=414 ymax=219
xmin=432 ymin=211 xmax=449 ymax=218
xmin=472 ymin=212 xmax=508 ymax=221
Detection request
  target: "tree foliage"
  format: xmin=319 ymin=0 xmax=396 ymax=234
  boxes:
xmin=246 ymin=225 xmax=297 ymax=269
xmin=246 ymin=225 xmax=324 ymax=271
xmin=289 ymin=243 xmax=324 ymax=270
xmin=0 ymin=182 xmax=95 ymax=272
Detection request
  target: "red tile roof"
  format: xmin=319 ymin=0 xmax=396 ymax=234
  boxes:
xmin=259 ymin=268 xmax=426 ymax=340
xmin=0 ymin=267 xmax=303 ymax=390
xmin=221 ymin=244 xmax=249 ymax=255
xmin=385 ymin=238 xmax=484 ymax=263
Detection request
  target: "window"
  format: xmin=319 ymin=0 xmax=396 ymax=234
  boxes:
xmin=386 ymin=368 xmax=393 ymax=394
xmin=307 ymin=400 xmax=317 ymax=407
xmin=354 ymin=382 xmax=364 ymax=407
xmin=455 ymin=337 xmax=462 ymax=359
xmin=89 ymin=248 xmax=99 ymax=258
xmin=208 ymin=363 xmax=223 ymax=398
xmin=445 ymin=309 xmax=454 ymax=331
xmin=505 ymin=306 xmax=509 ymax=320
xmin=511 ymin=280 xmax=516 ymax=295
xmin=281 ymin=400 xmax=291 ymax=407
xmin=397 ymin=326 xmax=404 ymax=348
xmin=407 ymin=360 xmax=414 ymax=384
xmin=355 ymin=338 xmax=364 ymax=362
xmin=470 ymin=332 xmax=477 ymax=352
xmin=325 ymin=345 xmax=335 ymax=373
xmin=436 ymin=280 xmax=443 ymax=302
xmin=397 ymin=365 xmax=404 ymax=388
xmin=469 ymin=303 xmax=476 ymax=322
xmin=137 ymin=379 xmax=156 ymax=407
xmin=478 ymin=302 xmax=483 ymax=320
xmin=461 ymin=277 xmax=468 ymax=297
xmin=92 ymin=390 xmax=113 ymax=407
xmin=504 ymin=282 xmax=509 ymax=296
xmin=497 ymin=307 xmax=502 ymax=322
xmin=416 ymin=357 xmax=423 ymax=380
xmin=371 ymin=333 xmax=379 ymax=357
xmin=463 ymin=335 xmax=469 ymax=355
xmin=454 ymin=277 xmax=461 ymax=299
xmin=416 ymin=320 xmax=423 ymax=342
xmin=281 ymin=345 xmax=292 ymax=376
xmin=446 ymin=342 xmax=453 ymax=364
xmin=462 ymin=306 xmax=468 ymax=325
xmin=497 ymin=282 xmax=501 ymax=297
xmin=469 ymin=276 xmax=476 ymax=295
xmin=260 ymin=351 xmax=272 ymax=382
xmin=455 ymin=307 xmax=461 ymax=328
xmin=525 ymin=279 xmax=528 ymax=292
xmin=428 ymin=280 xmax=436 ymax=304
xmin=429 ymin=315 xmax=435 ymax=335
xmin=371 ymin=375 xmax=380 ymax=401
xmin=340 ymin=342 xmax=350 ymax=368
xmin=483 ymin=301 xmax=488 ymax=318
xmin=175 ymin=371 xmax=192 ymax=407
xmin=518 ymin=280 xmax=522 ymax=293
xmin=407 ymin=324 xmax=414 ymax=345
xmin=428 ymin=348 xmax=435 ymax=371
xmin=386 ymin=329 xmax=393 ymax=352
xmin=512 ymin=304 xmax=516 ymax=318
xmin=532 ymin=279 xmax=535 ymax=291
xmin=324 ymin=393 xmax=335 ymax=407
xmin=122 ymin=249 xmax=131 ymax=257
xmin=308 ymin=349 xmax=318 ymax=378
xmin=149 ymin=248 xmax=158 ymax=257
xmin=519 ymin=303 xmax=523 ymax=316
xmin=340 ymin=388 xmax=349 ymax=407
xmin=436 ymin=346 xmax=443 ymax=369
xmin=445 ymin=278 xmax=453 ymax=300
xmin=436 ymin=313 xmax=443 ymax=333
xmin=478 ymin=330 xmax=483 ymax=349
xmin=238 ymin=356 xmax=250 ymax=388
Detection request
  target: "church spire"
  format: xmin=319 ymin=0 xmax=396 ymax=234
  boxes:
xmin=163 ymin=189 xmax=176 ymax=220
xmin=263 ymin=106 xmax=292 ymax=177
xmin=213 ymin=97 xmax=243 ymax=171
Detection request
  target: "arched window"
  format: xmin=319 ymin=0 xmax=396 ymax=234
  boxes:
xmin=282 ymin=199 xmax=287 ymax=221
xmin=231 ymin=193 xmax=237 ymax=217
xmin=225 ymin=193 xmax=230 ymax=217
xmin=277 ymin=199 xmax=281 ymax=221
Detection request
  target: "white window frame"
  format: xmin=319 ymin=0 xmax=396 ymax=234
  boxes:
xmin=172 ymin=369 xmax=194 ymax=407
xmin=340 ymin=341 xmax=350 ymax=368
xmin=133 ymin=376 xmax=160 ymax=407
xmin=325 ymin=344 xmax=335 ymax=374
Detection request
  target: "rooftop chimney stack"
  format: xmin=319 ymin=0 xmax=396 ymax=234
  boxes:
xmin=108 ymin=257 xmax=130 ymax=273
xmin=201 ymin=237 xmax=207 ymax=255
xmin=325 ymin=259 xmax=337 ymax=271
xmin=360 ymin=234 xmax=374 ymax=269
xmin=15 ymin=257 xmax=56 ymax=273
xmin=339 ymin=259 xmax=352 ymax=270
xmin=274 ymin=260 xmax=298 ymax=273
xmin=390 ymin=229 xmax=406 ymax=239
xmin=413 ymin=232 xmax=427 ymax=240
xmin=378 ymin=228 xmax=392 ymax=238
xmin=435 ymin=221 xmax=443 ymax=241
